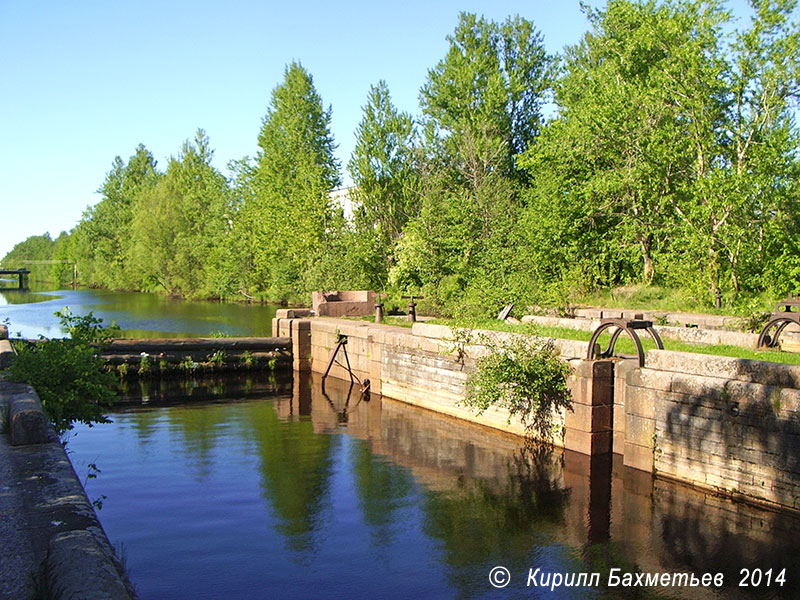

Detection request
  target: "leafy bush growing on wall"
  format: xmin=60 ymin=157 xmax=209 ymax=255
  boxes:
xmin=7 ymin=309 xmax=119 ymax=435
xmin=463 ymin=335 xmax=572 ymax=439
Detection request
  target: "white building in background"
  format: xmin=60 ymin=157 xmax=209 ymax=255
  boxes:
xmin=328 ymin=186 xmax=356 ymax=222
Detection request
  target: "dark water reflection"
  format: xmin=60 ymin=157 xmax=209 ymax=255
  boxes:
xmin=0 ymin=284 xmax=281 ymax=339
xmin=66 ymin=373 xmax=800 ymax=600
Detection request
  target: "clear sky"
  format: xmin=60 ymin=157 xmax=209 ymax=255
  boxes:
xmin=0 ymin=0 xmax=756 ymax=259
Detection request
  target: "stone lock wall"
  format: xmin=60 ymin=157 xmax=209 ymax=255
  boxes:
xmin=274 ymin=313 xmax=800 ymax=511
xmin=621 ymin=350 xmax=800 ymax=511
xmin=272 ymin=315 xmax=615 ymax=455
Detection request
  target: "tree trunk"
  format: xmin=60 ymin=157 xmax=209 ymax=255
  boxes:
xmin=639 ymin=234 xmax=655 ymax=283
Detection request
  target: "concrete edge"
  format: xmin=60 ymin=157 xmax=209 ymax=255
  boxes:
xmin=46 ymin=531 xmax=133 ymax=600
xmin=0 ymin=379 xmax=137 ymax=599
xmin=0 ymin=337 xmax=15 ymax=369
xmin=7 ymin=386 xmax=55 ymax=446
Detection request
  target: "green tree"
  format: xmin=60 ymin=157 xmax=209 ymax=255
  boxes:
xmin=392 ymin=13 xmax=551 ymax=314
xmin=419 ymin=12 xmax=550 ymax=186
xmin=0 ymin=234 xmax=55 ymax=281
xmin=520 ymin=0 xmax=725 ymax=288
xmin=672 ymin=0 xmax=800 ymax=298
xmin=241 ymin=61 xmax=341 ymax=300
xmin=49 ymin=231 xmax=75 ymax=283
xmin=348 ymin=81 xmax=420 ymax=289
xmin=7 ymin=310 xmax=119 ymax=435
xmin=129 ymin=130 xmax=233 ymax=298
xmin=73 ymin=144 xmax=160 ymax=288
xmin=518 ymin=0 xmax=800 ymax=305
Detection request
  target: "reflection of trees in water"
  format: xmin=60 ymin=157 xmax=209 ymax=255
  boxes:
xmin=349 ymin=439 xmax=416 ymax=547
xmin=121 ymin=392 xmax=338 ymax=557
xmin=0 ymin=287 xmax=56 ymax=304
xmin=241 ymin=403 xmax=337 ymax=556
xmin=421 ymin=442 xmax=571 ymax=595
xmin=116 ymin=373 xmax=291 ymax=405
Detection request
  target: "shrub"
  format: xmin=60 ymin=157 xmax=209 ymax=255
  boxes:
xmin=463 ymin=335 xmax=572 ymax=439
xmin=6 ymin=309 xmax=119 ymax=435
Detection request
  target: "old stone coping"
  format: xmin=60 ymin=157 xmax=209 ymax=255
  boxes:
xmin=573 ymin=307 xmax=743 ymax=329
xmin=521 ymin=314 xmax=760 ymax=350
xmin=0 ymin=324 xmax=13 ymax=370
xmin=410 ymin=321 xmax=590 ymax=360
xmin=0 ymin=380 xmax=135 ymax=599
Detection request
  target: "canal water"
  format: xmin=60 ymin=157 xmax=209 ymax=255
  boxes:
xmin=5 ymin=286 xmax=800 ymax=598
xmin=65 ymin=373 xmax=800 ymax=600
xmin=0 ymin=284 xmax=280 ymax=339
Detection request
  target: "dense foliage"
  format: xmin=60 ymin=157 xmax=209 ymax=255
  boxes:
xmin=463 ymin=334 xmax=572 ymax=439
xmin=3 ymin=1 xmax=799 ymax=314
xmin=7 ymin=310 xmax=119 ymax=435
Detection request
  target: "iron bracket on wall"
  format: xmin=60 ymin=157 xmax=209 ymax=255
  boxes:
xmin=587 ymin=318 xmax=664 ymax=367
xmin=321 ymin=335 xmax=370 ymax=399
xmin=758 ymin=294 xmax=800 ymax=348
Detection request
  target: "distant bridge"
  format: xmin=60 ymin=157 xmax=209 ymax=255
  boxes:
xmin=0 ymin=269 xmax=30 ymax=289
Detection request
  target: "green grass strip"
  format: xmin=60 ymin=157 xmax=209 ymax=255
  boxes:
xmin=432 ymin=318 xmax=800 ymax=366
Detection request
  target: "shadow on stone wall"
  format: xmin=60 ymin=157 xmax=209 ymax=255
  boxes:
xmin=661 ymin=373 xmax=800 ymax=509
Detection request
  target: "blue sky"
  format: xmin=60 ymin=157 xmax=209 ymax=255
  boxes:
xmin=0 ymin=0 xmax=756 ymax=259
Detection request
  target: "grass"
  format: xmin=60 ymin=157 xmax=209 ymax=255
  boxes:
xmin=431 ymin=317 xmax=800 ymax=366
xmin=574 ymin=285 xmax=777 ymax=317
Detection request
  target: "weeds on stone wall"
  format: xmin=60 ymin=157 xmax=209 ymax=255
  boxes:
xmin=463 ymin=335 xmax=572 ymax=440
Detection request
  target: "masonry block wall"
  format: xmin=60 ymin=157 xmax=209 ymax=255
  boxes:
xmin=272 ymin=315 xmax=615 ymax=455
xmin=622 ymin=350 xmax=800 ymax=510
xmin=274 ymin=314 xmax=800 ymax=510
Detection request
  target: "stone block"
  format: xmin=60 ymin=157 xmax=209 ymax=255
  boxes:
xmin=647 ymin=350 xmax=800 ymax=387
xmin=625 ymin=413 xmax=655 ymax=448
xmin=554 ymin=339 xmax=590 ymax=359
xmin=613 ymin=402 xmax=626 ymax=432
xmin=600 ymin=310 xmax=624 ymax=319
xmin=411 ymin=322 xmax=452 ymax=339
xmin=564 ymin=428 xmax=611 ymax=455
xmin=565 ymin=402 xmax=611 ymax=433
xmin=627 ymin=368 xmax=674 ymax=392
xmin=624 ymin=386 xmax=657 ymax=420
xmin=612 ymin=430 xmax=625 ymax=455
xmin=10 ymin=390 xmax=53 ymax=445
xmin=623 ymin=441 xmax=654 ymax=472
xmin=0 ymin=338 xmax=14 ymax=369
xmin=615 ymin=358 xmax=639 ymax=381
xmin=312 ymin=290 xmax=377 ymax=317
xmin=275 ymin=308 xmax=312 ymax=319
xmin=574 ymin=308 xmax=603 ymax=320
xmin=46 ymin=531 xmax=133 ymax=600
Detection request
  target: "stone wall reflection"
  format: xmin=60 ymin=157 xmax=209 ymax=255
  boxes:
xmin=307 ymin=373 xmax=800 ymax=599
